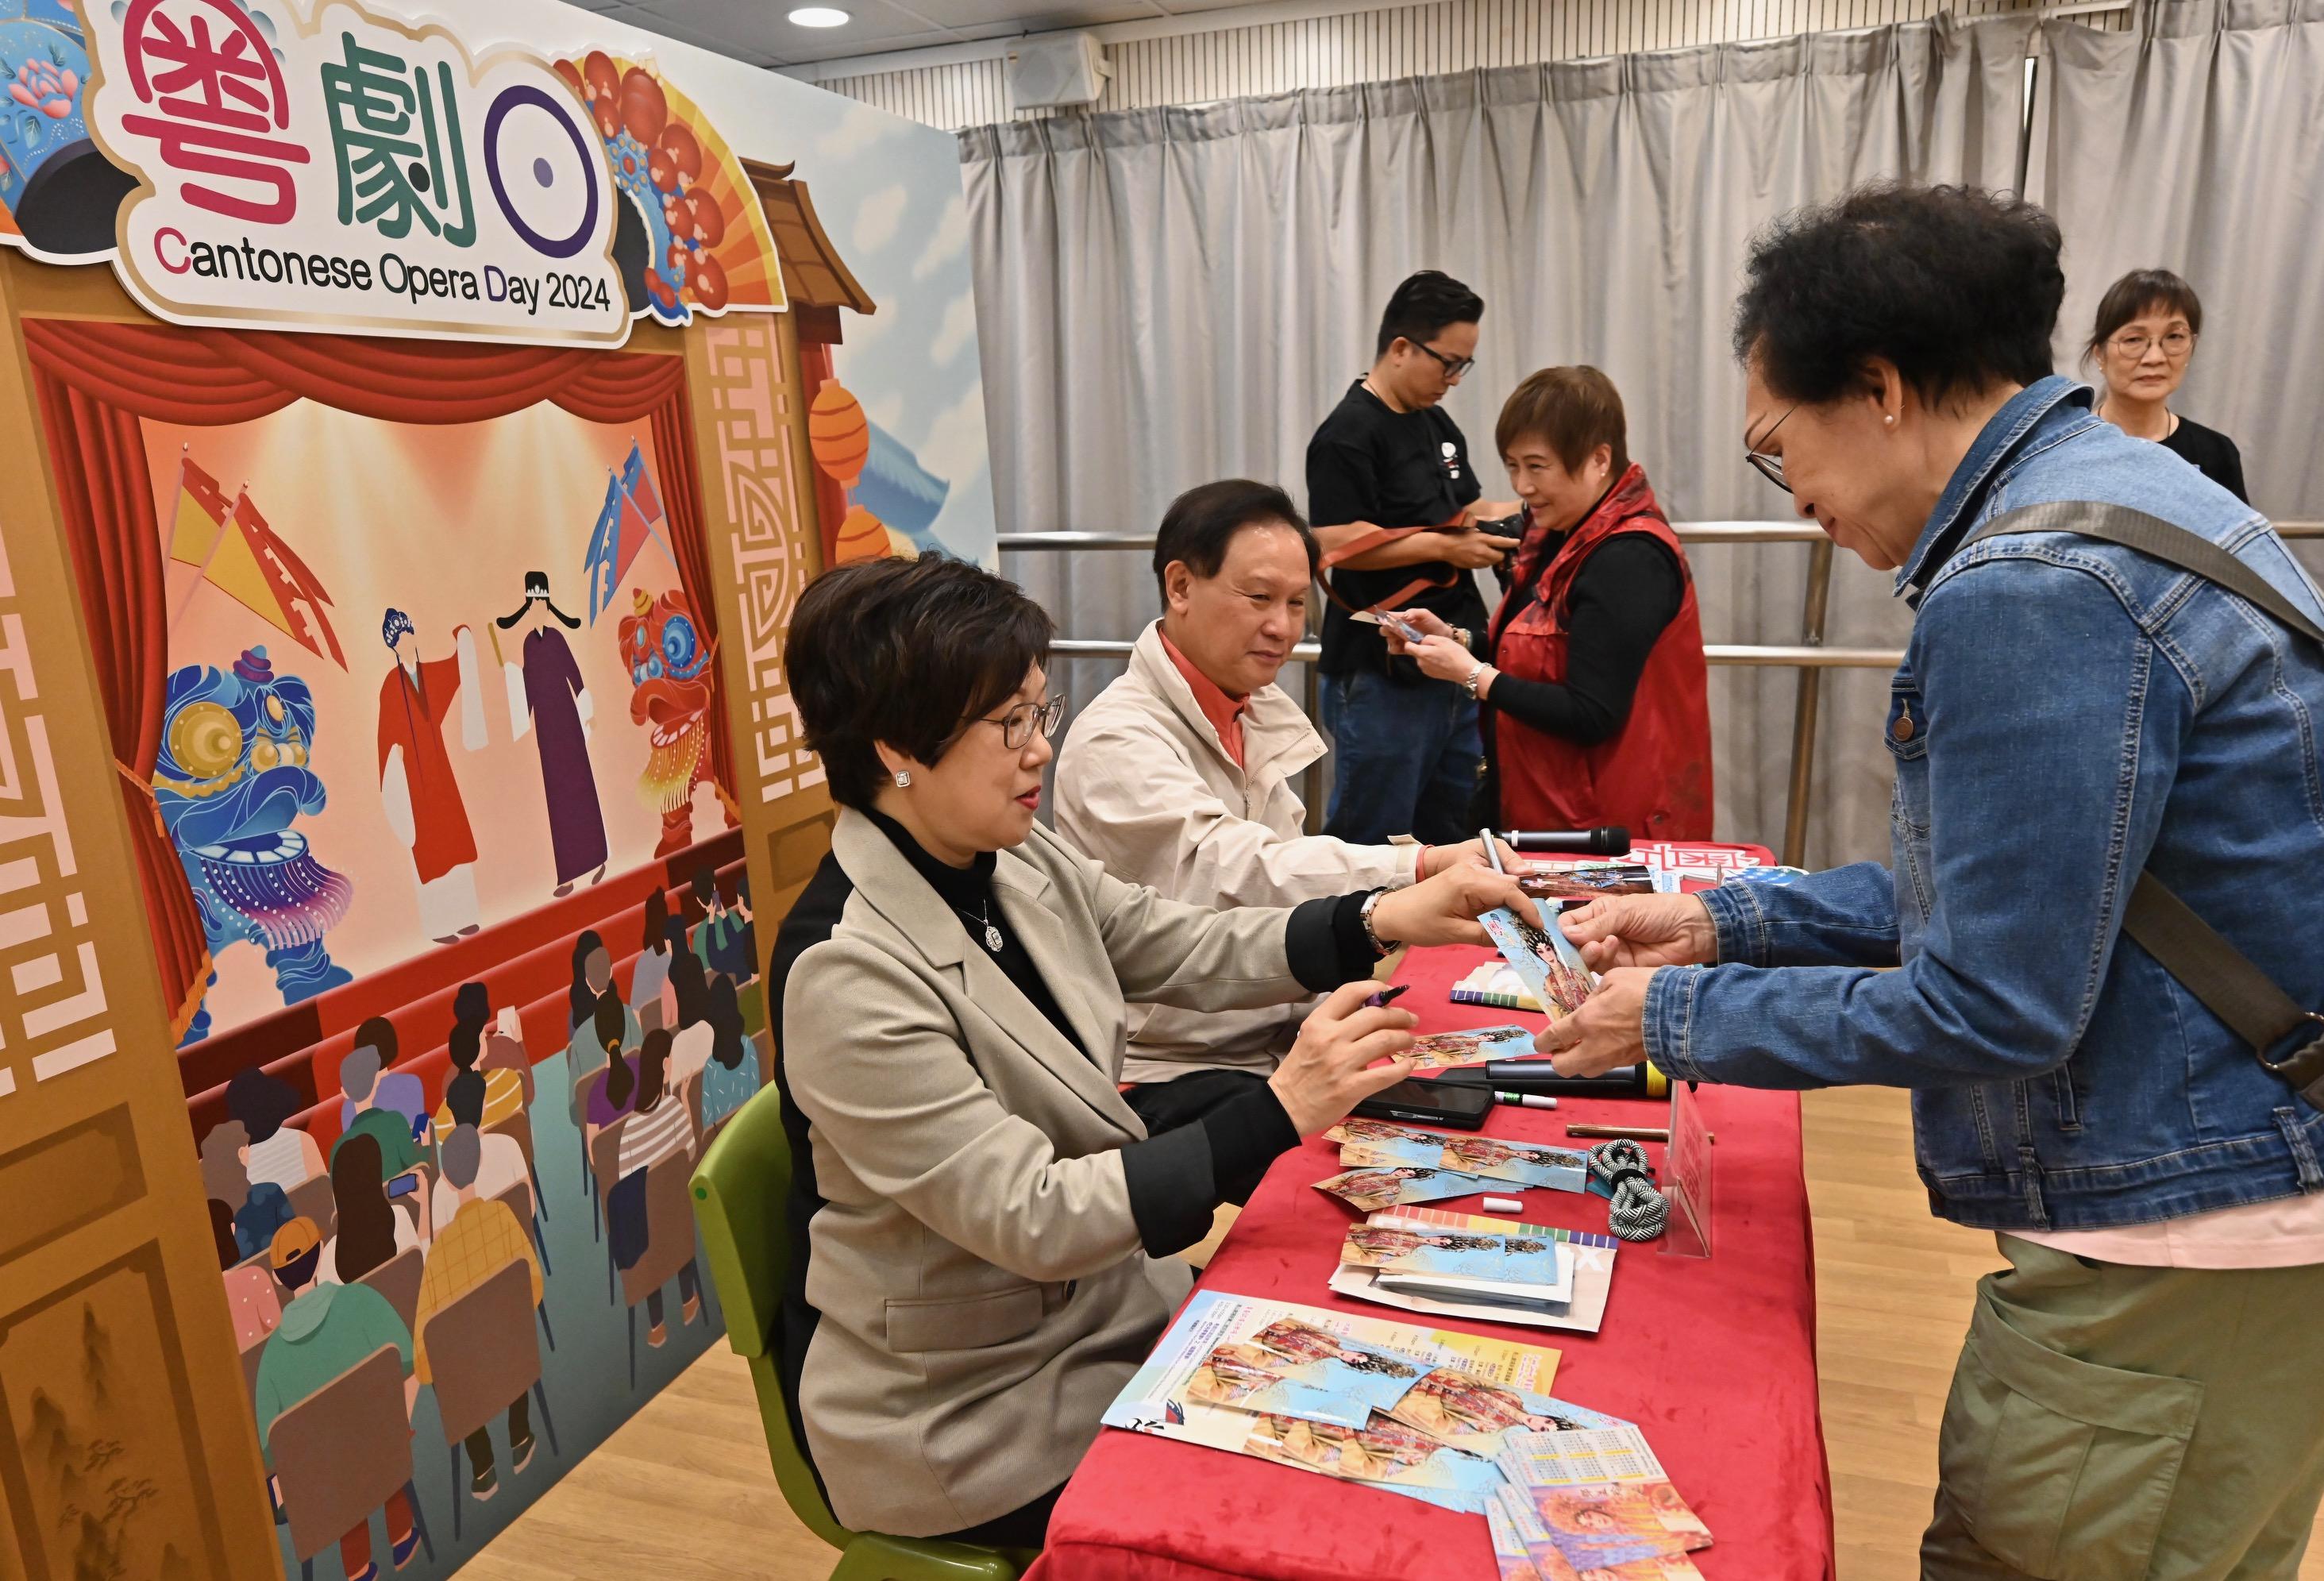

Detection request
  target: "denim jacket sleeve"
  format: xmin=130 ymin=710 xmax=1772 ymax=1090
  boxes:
xmin=1646 ymin=557 xmax=2185 ymax=1089
xmin=1694 ymin=862 xmax=1900 ymax=969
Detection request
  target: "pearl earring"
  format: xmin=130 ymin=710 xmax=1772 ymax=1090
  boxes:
xmin=1884 ymin=415 xmax=1896 ymax=426
xmin=893 ymin=769 xmax=911 ymax=789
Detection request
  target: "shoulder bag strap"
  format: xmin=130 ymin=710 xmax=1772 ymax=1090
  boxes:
xmin=1962 ymin=500 xmax=2324 ymax=1105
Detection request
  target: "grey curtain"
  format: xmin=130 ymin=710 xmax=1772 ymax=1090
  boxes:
xmin=960 ymin=16 xmax=2033 ymax=864
xmin=2031 ymin=0 xmax=2324 ymax=530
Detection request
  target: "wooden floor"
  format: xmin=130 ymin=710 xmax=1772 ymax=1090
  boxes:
xmin=464 ymin=1086 xmax=2324 ymax=1579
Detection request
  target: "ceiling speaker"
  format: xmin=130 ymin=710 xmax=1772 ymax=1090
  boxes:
xmin=1006 ymin=33 xmax=1110 ymax=111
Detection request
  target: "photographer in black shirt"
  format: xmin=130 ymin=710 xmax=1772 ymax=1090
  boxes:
xmin=1306 ymin=272 xmax=1521 ymax=844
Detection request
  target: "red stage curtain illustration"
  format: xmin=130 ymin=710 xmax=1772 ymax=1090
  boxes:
xmin=21 ymin=317 xmax=731 ymax=1039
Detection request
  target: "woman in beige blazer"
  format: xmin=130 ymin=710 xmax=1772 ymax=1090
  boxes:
xmin=770 ymin=554 xmax=1528 ymax=1547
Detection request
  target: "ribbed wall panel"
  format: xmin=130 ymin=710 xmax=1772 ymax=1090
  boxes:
xmin=819 ymin=0 xmax=2124 ymax=131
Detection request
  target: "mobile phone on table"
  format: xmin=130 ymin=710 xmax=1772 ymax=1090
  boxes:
xmin=387 ymin=1172 xmax=421 ymax=1198
xmin=1352 ymin=1076 xmax=1494 ymax=1132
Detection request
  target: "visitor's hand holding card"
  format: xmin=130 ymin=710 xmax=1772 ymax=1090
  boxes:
xmin=1481 ymin=896 xmax=1599 ymax=1020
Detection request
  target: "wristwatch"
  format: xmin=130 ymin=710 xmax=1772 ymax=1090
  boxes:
xmin=1359 ymin=889 xmax=1396 ymax=958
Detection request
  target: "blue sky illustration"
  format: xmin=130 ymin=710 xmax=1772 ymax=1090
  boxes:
xmin=784 ymin=101 xmax=993 ymax=566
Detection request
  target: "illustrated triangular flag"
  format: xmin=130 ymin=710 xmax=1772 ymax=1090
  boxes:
xmin=232 ymin=492 xmax=345 ymax=669
xmin=583 ymin=473 xmax=622 ymax=624
xmin=620 ymin=440 xmax=664 ymax=525
xmin=168 ymin=455 xmax=231 ymax=565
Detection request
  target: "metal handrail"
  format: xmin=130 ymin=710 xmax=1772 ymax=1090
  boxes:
xmin=1050 ymin=637 xmax=1906 ymax=666
xmin=1012 ymin=520 xmax=2324 ymax=864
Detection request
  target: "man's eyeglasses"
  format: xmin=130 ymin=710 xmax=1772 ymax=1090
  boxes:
xmin=1745 ymin=403 xmax=1798 ymax=495
xmin=977 ymin=695 xmax=1067 ymax=750
xmin=2110 ymin=330 xmax=2195 ymax=361
xmin=1412 ymin=341 xmax=1476 ymax=380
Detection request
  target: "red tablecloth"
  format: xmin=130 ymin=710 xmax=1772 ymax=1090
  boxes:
xmin=1031 ymin=883 xmax=1835 ymax=1579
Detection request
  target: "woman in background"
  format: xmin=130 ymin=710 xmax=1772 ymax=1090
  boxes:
xmin=2087 ymin=267 xmax=2249 ymax=502
xmin=584 ymin=989 xmax=638 ymax=1144
xmin=696 ymin=975 xmax=759 ymax=1128
xmin=1389 ymin=367 xmax=1711 ymax=839
xmin=630 ymin=890 xmax=675 ymax=1033
xmin=613 ymin=1028 xmax=702 ymax=1346
xmin=318 ymin=1130 xmax=420 ymax=1285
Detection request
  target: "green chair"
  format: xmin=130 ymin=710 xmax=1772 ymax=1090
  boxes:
xmin=691 ymin=1090 xmax=1037 ymax=1581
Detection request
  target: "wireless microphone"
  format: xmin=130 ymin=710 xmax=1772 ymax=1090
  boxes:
xmin=1504 ymin=826 xmax=1632 ymax=856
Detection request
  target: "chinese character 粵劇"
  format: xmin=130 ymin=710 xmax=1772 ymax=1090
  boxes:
xmin=118 ymin=0 xmax=311 ymax=224
xmin=322 ymin=33 xmax=476 ymax=247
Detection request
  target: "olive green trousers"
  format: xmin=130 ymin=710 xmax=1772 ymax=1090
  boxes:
xmin=1921 ymin=1233 xmax=2324 ymax=1579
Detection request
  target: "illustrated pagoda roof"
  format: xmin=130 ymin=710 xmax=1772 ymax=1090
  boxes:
xmin=744 ymin=159 xmax=877 ymax=318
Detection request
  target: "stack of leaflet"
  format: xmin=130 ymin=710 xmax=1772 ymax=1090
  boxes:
xmin=1103 ymin=1291 xmax=1605 ymax=1517
xmin=1101 ymin=1292 xmax=1711 ymax=1557
xmin=1312 ymin=1118 xmax=1588 ymax=1216
xmin=1488 ymin=1421 xmax=1715 ymax=1579
xmin=1332 ymin=1205 xmax=1622 ymax=1334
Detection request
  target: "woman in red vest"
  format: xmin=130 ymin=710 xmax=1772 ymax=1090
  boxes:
xmin=1389 ymin=367 xmax=1712 ymax=838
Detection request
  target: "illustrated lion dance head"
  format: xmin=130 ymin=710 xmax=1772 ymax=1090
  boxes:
xmin=619 ymin=586 xmax=735 ymax=856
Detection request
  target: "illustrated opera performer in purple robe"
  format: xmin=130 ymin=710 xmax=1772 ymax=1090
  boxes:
xmin=376 ymin=608 xmax=488 ymax=943
xmin=496 ymin=572 xmax=608 ymax=897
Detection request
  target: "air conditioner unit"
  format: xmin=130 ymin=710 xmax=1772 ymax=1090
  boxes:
xmin=1007 ymin=32 xmax=1110 ymax=111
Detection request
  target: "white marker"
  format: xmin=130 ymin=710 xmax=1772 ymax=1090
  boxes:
xmin=1482 ymin=1196 xmax=1524 ymax=1215
xmin=1493 ymin=1091 xmax=1559 ymax=1109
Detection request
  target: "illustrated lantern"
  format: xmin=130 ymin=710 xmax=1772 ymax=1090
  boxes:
xmin=807 ymin=381 xmax=870 ymax=488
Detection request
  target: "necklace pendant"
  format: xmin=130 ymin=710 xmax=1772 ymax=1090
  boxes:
xmin=983 ymin=923 xmax=1005 ymax=954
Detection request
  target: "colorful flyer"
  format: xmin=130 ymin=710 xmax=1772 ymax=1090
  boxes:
xmin=1239 ymin=1412 xmax=1507 ymax=1514
xmin=1384 ymin=1366 xmax=1614 ymax=1456
xmin=1333 ymin=1208 xmax=1623 ymax=1335
xmin=1339 ymin=1224 xmax=1574 ymax=1305
xmin=1481 ymin=900 xmax=1597 ymax=1018
xmin=1333 ymin=1123 xmax=1588 ymax=1193
xmin=1402 ymin=1023 xmax=1540 ymax=1070
xmin=1496 ymin=1425 xmax=1671 ymax=1489
xmin=1506 ymin=1480 xmax=1705 ymax=1568
xmin=1105 ymin=1293 xmax=1570 ymax=1511
xmin=1489 ymin=1488 xmax=1550 ymax=1581
xmin=1313 ymin=1163 xmax=1502 ymax=1214
xmin=1181 ymin=1313 xmax=1432 ymax=1429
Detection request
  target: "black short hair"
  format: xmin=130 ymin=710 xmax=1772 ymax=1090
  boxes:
xmin=2085 ymin=268 xmax=2204 ymax=364
xmin=224 ymin=1065 xmax=299 ymax=1143
xmin=789 ymin=555 xmax=1054 ymax=809
xmin=1152 ymin=481 xmax=1317 ymax=603
xmin=445 ymin=1069 xmax=488 ymax=1128
xmin=1376 ymin=270 xmax=1484 ymax=358
xmin=1732 ymin=183 xmax=2063 ymax=409
xmin=448 ymin=1020 xmax=481 ymax=1071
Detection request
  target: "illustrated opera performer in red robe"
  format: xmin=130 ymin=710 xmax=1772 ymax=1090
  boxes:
xmin=376 ymin=607 xmax=488 ymax=943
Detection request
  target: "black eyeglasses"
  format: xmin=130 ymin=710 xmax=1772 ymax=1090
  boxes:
xmin=977 ymin=695 xmax=1066 ymax=750
xmin=1412 ymin=341 xmax=1476 ymax=380
xmin=1744 ymin=403 xmax=1798 ymax=495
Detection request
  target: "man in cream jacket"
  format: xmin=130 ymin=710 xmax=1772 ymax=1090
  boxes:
xmin=1054 ymin=480 xmax=1507 ymax=1143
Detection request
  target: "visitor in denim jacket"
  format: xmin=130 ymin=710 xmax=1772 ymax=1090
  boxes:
xmin=1541 ymin=185 xmax=2324 ymax=1577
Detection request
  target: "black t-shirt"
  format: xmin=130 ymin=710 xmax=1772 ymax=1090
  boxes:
xmin=1306 ymin=380 xmax=1487 ymax=676
xmin=2160 ymin=414 xmax=2249 ymax=504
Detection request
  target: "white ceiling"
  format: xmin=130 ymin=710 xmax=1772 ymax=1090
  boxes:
xmin=572 ymin=0 xmax=1274 ymax=67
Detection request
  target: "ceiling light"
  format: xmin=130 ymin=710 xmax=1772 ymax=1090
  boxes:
xmin=788 ymin=6 xmax=850 ymax=25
